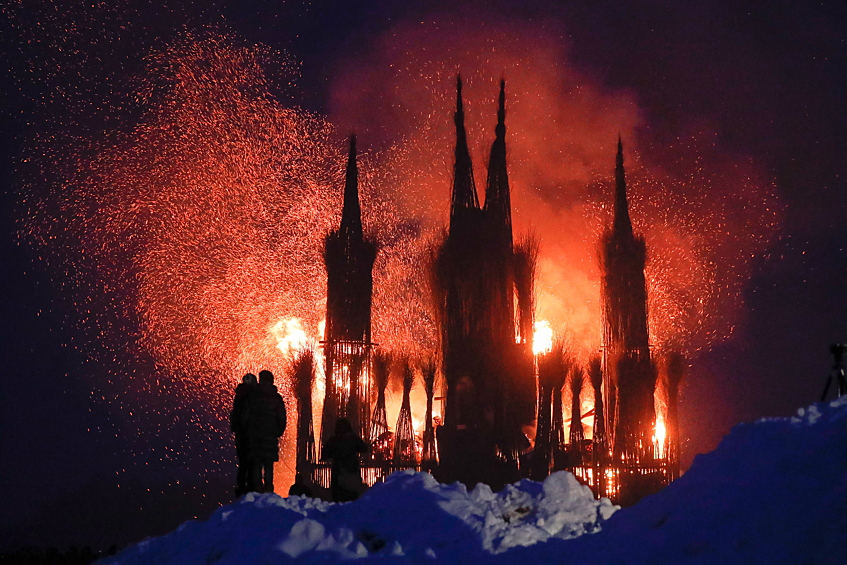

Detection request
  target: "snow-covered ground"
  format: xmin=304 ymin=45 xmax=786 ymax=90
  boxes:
xmin=100 ymin=396 xmax=847 ymax=564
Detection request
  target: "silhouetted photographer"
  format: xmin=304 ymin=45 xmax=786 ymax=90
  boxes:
xmin=322 ymin=418 xmax=368 ymax=502
xmin=821 ymin=343 xmax=847 ymax=401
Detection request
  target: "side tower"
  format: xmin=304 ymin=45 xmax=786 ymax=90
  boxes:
xmin=600 ymin=139 xmax=657 ymax=465
xmin=321 ymin=135 xmax=378 ymax=445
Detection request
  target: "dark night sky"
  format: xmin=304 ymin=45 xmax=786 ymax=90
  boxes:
xmin=1 ymin=0 xmax=845 ymax=553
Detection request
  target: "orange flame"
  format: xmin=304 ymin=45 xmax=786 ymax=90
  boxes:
xmin=653 ymin=418 xmax=667 ymax=459
xmin=269 ymin=317 xmax=310 ymax=360
xmin=533 ymin=320 xmax=554 ymax=355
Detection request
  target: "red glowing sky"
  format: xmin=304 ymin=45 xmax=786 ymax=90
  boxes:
xmin=21 ymin=24 xmax=780 ymax=399
xmin=329 ymin=17 xmax=781 ymax=359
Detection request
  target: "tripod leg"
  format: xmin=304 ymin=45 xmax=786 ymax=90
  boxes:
xmin=821 ymin=375 xmax=833 ymax=402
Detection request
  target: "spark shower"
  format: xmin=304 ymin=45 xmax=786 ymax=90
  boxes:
xmin=17 ymin=29 xmax=781 ymax=476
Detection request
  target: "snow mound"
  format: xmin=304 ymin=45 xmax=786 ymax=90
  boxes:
xmin=100 ymin=397 xmax=847 ymax=564
xmin=99 ymin=469 xmax=615 ymax=564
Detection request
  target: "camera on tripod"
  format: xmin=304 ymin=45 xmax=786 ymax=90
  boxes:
xmin=830 ymin=343 xmax=846 ymax=365
xmin=821 ymin=343 xmax=847 ymax=402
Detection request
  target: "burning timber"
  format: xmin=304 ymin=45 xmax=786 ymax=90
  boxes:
xmin=294 ymin=79 xmax=682 ymax=505
xmin=320 ymin=134 xmax=377 ymax=446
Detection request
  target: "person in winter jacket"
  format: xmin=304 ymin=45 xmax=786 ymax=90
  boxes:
xmin=322 ymin=418 xmax=368 ymax=502
xmin=230 ymin=373 xmax=258 ymax=496
xmin=246 ymin=370 xmax=287 ymax=493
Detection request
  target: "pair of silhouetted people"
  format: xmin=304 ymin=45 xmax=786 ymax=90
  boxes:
xmin=230 ymin=369 xmax=286 ymax=496
xmin=322 ymin=418 xmax=369 ymax=502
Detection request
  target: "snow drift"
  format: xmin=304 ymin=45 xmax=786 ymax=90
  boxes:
xmin=99 ymin=470 xmax=615 ymax=564
xmin=100 ymin=397 xmax=847 ymax=564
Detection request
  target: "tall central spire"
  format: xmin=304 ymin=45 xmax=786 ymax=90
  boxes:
xmin=450 ymin=75 xmax=480 ymax=229
xmin=614 ymin=136 xmax=633 ymax=237
xmin=340 ymin=134 xmax=362 ymax=238
xmin=484 ymin=79 xmax=512 ymax=249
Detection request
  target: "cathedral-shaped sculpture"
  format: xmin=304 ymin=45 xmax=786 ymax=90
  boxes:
xmin=291 ymin=80 xmax=680 ymax=505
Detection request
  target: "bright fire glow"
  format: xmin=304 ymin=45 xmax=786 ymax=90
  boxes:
xmin=653 ymin=418 xmax=667 ymax=459
xmin=270 ymin=317 xmax=310 ymax=360
xmin=533 ymin=320 xmax=554 ymax=355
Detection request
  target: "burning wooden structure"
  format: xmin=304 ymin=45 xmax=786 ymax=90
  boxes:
xmin=292 ymin=81 xmax=682 ymax=505
xmin=533 ymin=141 xmax=680 ymax=504
xmin=601 ymin=138 xmax=656 ymax=459
xmin=598 ymin=139 xmax=664 ymax=504
xmin=304 ymin=136 xmax=424 ymax=490
xmin=319 ymin=134 xmax=377 ymax=445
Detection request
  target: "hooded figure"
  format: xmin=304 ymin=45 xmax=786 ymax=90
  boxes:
xmin=230 ymin=373 xmax=257 ymax=497
xmin=322 ymin=418 xmax=368 ymax=502
xmin=246 ymin=370 xmax=287 ymax=493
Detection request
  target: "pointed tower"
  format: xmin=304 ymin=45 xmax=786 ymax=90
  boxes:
xmin=484 ymin=79 xmax=513 ymax=251
xmin=439 ymin=76 xmax=487 ymax=434
xmin=482 ymin=80 xmax=535 ymax=460
xmin=600 ymin=138 xmax=656 ymax=465
xmin=321 ymin=135 xmax=378 ymax=446
xmin=450 ymin=76 xmax=481 ymax=230
xmin=483 ymin=79 xmax=516 ymax=348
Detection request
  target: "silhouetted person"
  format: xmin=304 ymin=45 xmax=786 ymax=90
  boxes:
xmin=322 ymin=418 xmax=368 ymax=502
xmin=230 ymin=372 xmax=258 ymax=496
xmin=247 ymin=370 xmax=287 ymax=493
xmin=287 ymin=472 xmax=314 ymax=497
